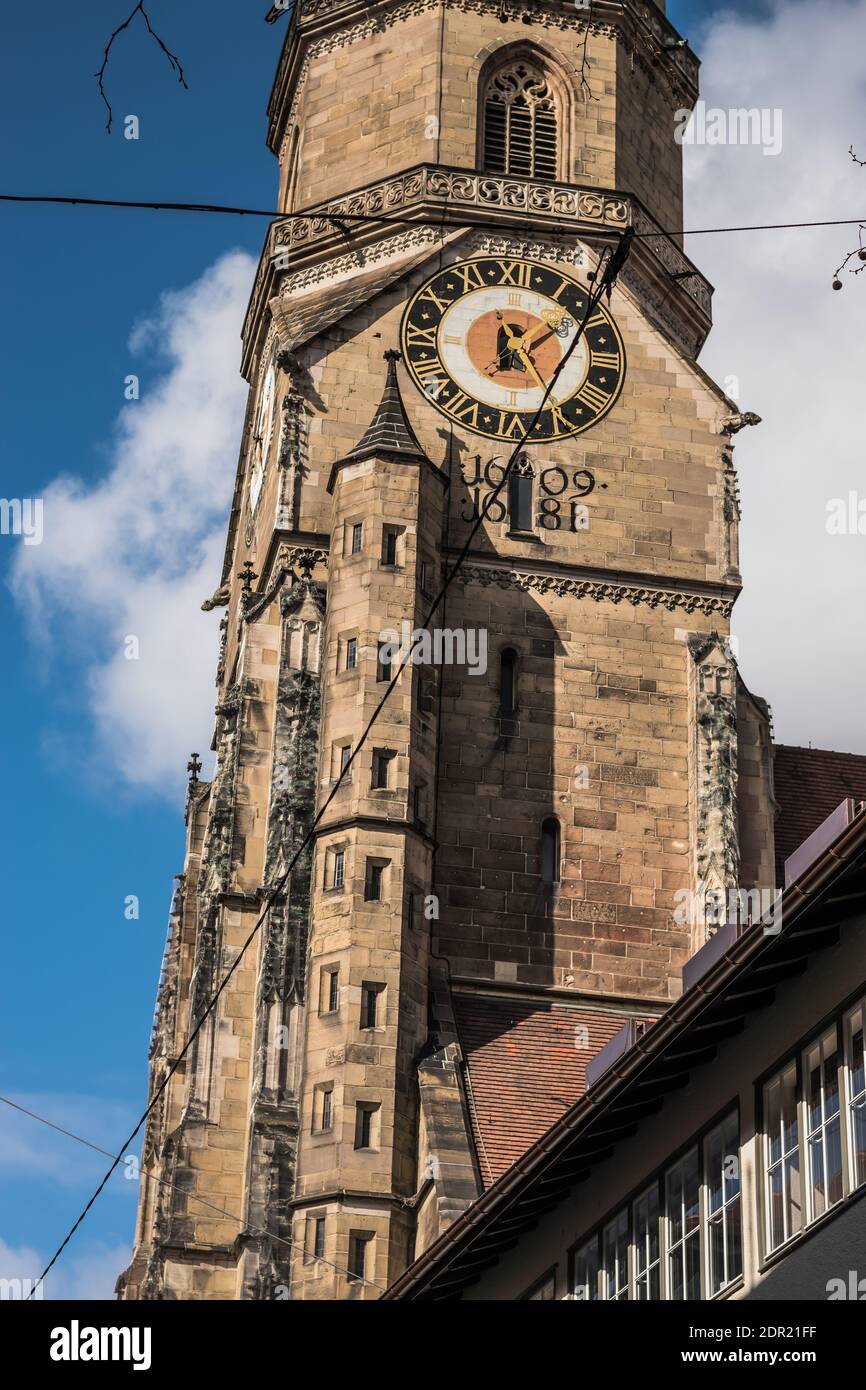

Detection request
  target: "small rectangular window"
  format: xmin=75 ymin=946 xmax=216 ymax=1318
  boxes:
xmin=314 ymin=1084 xmax=334 ymax=1134
xmin=327 ymin=848 xmax=345 ymax=891
xmin=419 ymin=560 xmax=430 ymax=595
xmin=351 ymin=522 xmax=363 ymax=555
xmin=354 ymin=1102 xmax=380 ymax=1150
xmin=348 ymin=1232 xmax=373 ymax=1283
xmin=361 ymin=983 xmax=383 ymax=1030
xmin=381 ymin=526 xmax=400 ymax=566
xmin=345 ymin=637 xmax=358 ymax=670
xmin=413 ymin=782 xmax=427 ymax=823
xmin=313 ymin=1216 xmax=326 ymax=1259
xmin=364 ymin=860 xmax=385 ymax=902
xmin=377 ymin=645 xmax=393 ymax=683
xmin=320 ymin=966 xmax=339 ymax=1015
xmin=332 ymin=741 xmax=352 ymax=780
xmin=371 ymin=750 xmax=393 ymax=790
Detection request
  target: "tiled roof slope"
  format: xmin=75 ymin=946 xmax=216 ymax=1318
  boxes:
xmin=773 ymin=744 xmax=866 ymax=886
xmin=454 ymin=993 xmax=657 ymax=1186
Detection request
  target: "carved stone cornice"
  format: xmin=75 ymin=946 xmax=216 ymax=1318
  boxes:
xmin=268 ymin=2 xmax=698 ymax=155
xmin=247 ymin=165 xmax=711 ymax=359
xmin=455 ymin=560 xmax=737 ymax=618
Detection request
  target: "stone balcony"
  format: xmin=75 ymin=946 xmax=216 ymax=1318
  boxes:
xmin=243 ymin=164 xmax=714 ymax=371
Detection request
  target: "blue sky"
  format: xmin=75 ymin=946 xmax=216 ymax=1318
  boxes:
xmin=1 ymin=0 xmax=864 ymax=1298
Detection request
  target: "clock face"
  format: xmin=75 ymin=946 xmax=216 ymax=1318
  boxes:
xmin=401 ymin=257 xmax=626 ymax=443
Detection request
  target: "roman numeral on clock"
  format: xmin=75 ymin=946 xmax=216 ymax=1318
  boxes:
xmin=590 ymin=351 xmax=620 ymax=370
xmin=405 ymin=324 xmax=439 ymax=348
xmin=576 ymin=381 xmax=611 ymax=413
xmin=496 ymin=261 xmax=533 ymax=288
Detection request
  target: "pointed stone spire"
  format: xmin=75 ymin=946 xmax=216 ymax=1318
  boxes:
xmin=347 ymin=350 xmax=425 ymax=461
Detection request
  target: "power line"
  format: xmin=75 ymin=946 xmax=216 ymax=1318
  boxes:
xmin=2 ymin=191 xmax=865 ymax=242
xmin=0 ymin=1094 xmax=386 ymax=1294
xmin=28 ymin=224 xmax=634 ymax=1299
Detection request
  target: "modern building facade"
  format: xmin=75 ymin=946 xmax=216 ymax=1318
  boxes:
xmin=385 ymin=798 xmax=866 ymax=1301
xmin=117 ymin=0 xmax=821 ymax=1301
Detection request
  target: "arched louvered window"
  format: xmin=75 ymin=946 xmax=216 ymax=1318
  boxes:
xmin=483 ymin=61 xmax=558 ymax=180
xmin=541 ymin=817 xmax=561 ymax=886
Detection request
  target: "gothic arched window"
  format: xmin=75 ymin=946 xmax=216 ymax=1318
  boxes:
xmin=541 ymin=817 xmax=561 ymax=886
xmin=508 ymin=455 xmax=534 ymax=532
xmin=482 ymin=61 xmax=558 ymax=180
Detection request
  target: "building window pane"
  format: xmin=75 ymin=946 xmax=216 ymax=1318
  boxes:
xmin=351 ymin=522 xmax=363 ymax=554
xmin=345 ymin=637 xmax=357 ymax=670
xmin=311 ymin=1216 xmax=326 ymax=1259
xmin=499 ymin=648 xmax=518 ymax=718
xmin=666 ymin=1147 xmax=700 ymax=1300
xmin=329 ymin=849 xmax=345 ymax=890
xmin=573 ymin=1237 xmax=599 ymax=1301
xmin=846 ymin=1000 xmax=866 ymax=1189
xmin=365 ymin=861 xmax=385 ymax=902
xmin=372 ymin=750 xmax=393 ymax=789
xmin=764 ymin=1062 xmax=801 ymax=1250
xmin=348 ymin=1232 xmax=372 ymax=1282
xmin=632 ymin=1184 xmax=660 ymax=1300
xmin=361 ymin=983 xmax=382 ymax=1030
xmin=804 ymin=1028 xmax=843 ymax=1220
xmin=377 ymin=645 xmax=393 ymax=683
xmin=508 ymin=472 xmax=533 ymax=532
xmin=704 ymin=1111 xmax=742 ymax=1294
xmin=541 ymin=817 xmax=560 ymax=885
xmin=601 ymin=1209 xmax=629 ymax=1300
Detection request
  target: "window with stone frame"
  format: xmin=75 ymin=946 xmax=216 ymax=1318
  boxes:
xmin=482 ymin=60 xmax=559 ymax=180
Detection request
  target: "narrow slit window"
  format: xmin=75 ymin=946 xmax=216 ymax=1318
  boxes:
xmin=508 ymin=464 xmax=534 ymax=532
xmin=499 ymin=648 xmax=518 ymax=718
xmin=541 ymin=817 xmax=561 ymax=885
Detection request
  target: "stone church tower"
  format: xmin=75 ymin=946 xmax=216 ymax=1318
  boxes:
xmin=119 ymin=0 xmax=776 ymax=1301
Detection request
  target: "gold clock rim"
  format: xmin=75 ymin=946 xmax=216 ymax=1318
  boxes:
xmin=400 ymin=256 xmax=627 ymax=444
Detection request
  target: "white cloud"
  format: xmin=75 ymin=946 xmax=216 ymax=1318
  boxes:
xmin=686 ymin=0 xmax=866 ymax=752
xmin=11 ymin=251 xmax=255 ymax=797
xmin=0 ymin=1235 xmax=130 ymax=1301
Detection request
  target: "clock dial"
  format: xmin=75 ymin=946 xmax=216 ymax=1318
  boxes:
xmin=401 ymin=257 xmax=626 ymax=443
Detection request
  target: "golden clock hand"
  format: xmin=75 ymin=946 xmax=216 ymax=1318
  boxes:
xmin=515 ymin=346 xmax=555 ymax=399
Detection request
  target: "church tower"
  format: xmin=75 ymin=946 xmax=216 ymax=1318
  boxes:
xmin=119 ymin=0 xmax=776 ymax=1301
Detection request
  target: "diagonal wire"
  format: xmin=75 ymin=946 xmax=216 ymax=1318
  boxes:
xmin=0 ymin=1094 xmax=386 ymax=1293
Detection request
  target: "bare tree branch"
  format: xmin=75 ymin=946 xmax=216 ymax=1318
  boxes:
xmin=832 ymin=147 xmax=866 ymax=288
xmin=95 ymin=1 xmax=188 ymax=134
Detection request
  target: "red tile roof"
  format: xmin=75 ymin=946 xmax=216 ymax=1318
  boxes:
xmin=773 ymin=745 xmax=866 ymax=886
xmin=454 ymin=993 xmax=657 ymax=1186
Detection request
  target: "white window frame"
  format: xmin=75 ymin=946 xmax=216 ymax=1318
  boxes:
xmin=702 ymin=1110 xmax=742 ymax=1296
